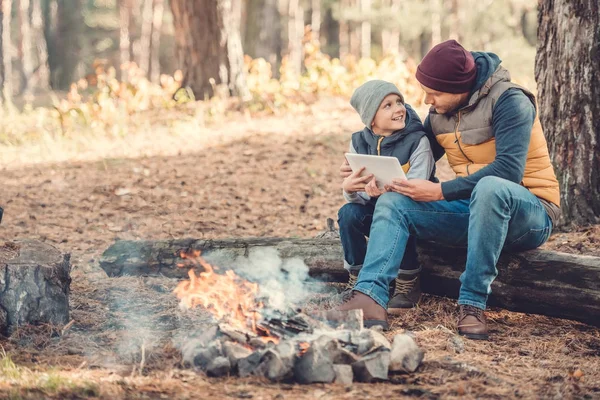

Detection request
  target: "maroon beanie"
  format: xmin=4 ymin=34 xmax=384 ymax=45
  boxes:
xmin=416 ymin=40 xmax=477 ymax=94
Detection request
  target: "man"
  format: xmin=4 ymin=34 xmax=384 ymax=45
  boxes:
xmin=337 ymin=40 xmax=560 ymax=340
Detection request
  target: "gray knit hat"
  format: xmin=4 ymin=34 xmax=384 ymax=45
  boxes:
xmin=350 ymin=80 xmax=405 ymax=128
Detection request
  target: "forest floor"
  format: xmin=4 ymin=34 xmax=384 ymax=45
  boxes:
xmin=0 ymin=97 xmax=598 ymax=399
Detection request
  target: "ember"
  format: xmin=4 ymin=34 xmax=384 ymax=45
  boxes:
xmin=174 ymin=249 xmax=425 ymax=383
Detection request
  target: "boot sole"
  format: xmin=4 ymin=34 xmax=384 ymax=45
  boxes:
xmin=364 ymin=319 xmax=389 ymax=331
xmin=458 ymin=331 xmax=489 ymax=340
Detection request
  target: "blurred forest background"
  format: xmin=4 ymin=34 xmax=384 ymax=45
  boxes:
xmin=0 ymin=0 xmax=598 ymax=226
xmin=0 ymin=0 xmax=538 ymax=105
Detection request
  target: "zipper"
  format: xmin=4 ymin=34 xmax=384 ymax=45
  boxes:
xmin=453 ymin=111 xmax=475 ymax=173
xmin=376 ymin=136 xmax=384 ymax=155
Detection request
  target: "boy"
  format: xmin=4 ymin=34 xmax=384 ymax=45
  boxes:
xmin=338 ymin=80 xmax=435 ymax=315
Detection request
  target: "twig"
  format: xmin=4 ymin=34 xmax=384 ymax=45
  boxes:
xmin=139 ymin=340 xmax=146 ymax=375
xmin=61 ymin=320 xmax=75 ymax=336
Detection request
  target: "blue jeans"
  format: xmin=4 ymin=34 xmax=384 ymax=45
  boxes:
xmin=354 ymin=176 xmax=553 ymax=310
xmin=338 ymin=201 xmax=420 ymax=275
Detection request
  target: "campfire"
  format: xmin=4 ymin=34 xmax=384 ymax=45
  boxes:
xmin=173 ymin=250 xmax=425 ymax=383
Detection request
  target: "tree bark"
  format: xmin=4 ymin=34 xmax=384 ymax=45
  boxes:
xmin=287 ymin=0 xmax=303 ymax=75
xmin=430 ymin=0 xmax=441 ymax=47
xmin=170 ymin=0 xmax=249 ymax=99
xmin=149 ymin=0 xmax=164 ymax=84
xmin=0 ymin=240 xmax=71 ymax=336
xmin=138 ymin=0 xmax=153 ymax=76
xmin=100 ymin=237 xmax=600 ymax=327
xmin=31 ymin=0 xmax=50 ymax=90
xmin=338 ymin=0 xmax=349 ymax=58
xmin=0 ymin=0 xmax=5 ymax=102
xmin=310 ymin=0 xmax=320 ymax=42
xmin=47 ymin=0 xmax=81 ymax=89
xmin=360 ymin=0 xmax=370 ymax=58
xmin=18 ymin=0 xmax=33 ymax=95
xmin=119 ymin=0 xmax=134 ymax=81
xmin=535 ymin=0 xmax=600 ymax=227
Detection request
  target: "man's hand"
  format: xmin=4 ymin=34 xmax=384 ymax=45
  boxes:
xmin=342 ymin=167 xmax=372 ymax=193
xmin=339 ymin=158 xmax=353 ymax=179
xmin=364 ymin=178 xmax=386 ymax=198
xmin=385 ymin=179 xmax=444 ymax=202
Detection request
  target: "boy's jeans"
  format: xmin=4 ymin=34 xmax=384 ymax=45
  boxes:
xmin=354 ymin=176 xmax=553 ymax=310
xmin=338 ymin=201 xmax=420 ymax=275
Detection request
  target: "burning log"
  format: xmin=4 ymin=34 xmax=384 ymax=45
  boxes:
xmin=100 ymin=237 xmax=600 ymax=326
xmin=0 ymin=240 xmax=71 ymax=336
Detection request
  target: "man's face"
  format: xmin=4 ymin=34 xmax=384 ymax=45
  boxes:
xmin=371 ymin=94 xmax=406 ymax=136
xmin=421 ymin=84 xmax=468 ymax=114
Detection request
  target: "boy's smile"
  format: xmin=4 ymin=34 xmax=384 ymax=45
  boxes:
xmin=371 ymin=94 xmax=407 ymax=136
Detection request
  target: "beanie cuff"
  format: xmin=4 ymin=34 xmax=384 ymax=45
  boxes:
xmin=416 ymin=66 xmax=476 ymax=94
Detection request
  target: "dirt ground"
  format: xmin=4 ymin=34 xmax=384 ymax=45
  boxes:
xmin=0 ymin=97 xmax=599 ymax=399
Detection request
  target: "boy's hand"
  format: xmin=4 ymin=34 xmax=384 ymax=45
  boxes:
xmin=385 ymin=179 xmax=444 ymax=202
xmin=339 ymin=158 xmax=353 ymax=179
xmin=342 ymin=167 xmax=372 ymax=193
xmin=365 ymin=178 xmax=386 ymax=198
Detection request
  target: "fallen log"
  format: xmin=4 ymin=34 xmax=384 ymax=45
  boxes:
xmin=99 ymin=237 xmax=600 ymax=326
xmin=0 ymin=240 xmax=71 ymax=336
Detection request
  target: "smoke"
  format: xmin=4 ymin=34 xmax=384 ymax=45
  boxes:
xmin=202 ymin=247 xmax=323 ymax=313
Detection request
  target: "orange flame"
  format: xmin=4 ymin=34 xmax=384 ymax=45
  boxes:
xmin=173 ymin=250 xmax=273 ymax=339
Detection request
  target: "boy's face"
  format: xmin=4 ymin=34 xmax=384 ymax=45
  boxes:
xmin=371 ymin=94 xmax=406 ymax=136
xmin=420 ymin=84 xmax=469 ymax=114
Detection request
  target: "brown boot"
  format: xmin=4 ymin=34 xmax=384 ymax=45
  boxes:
xmin=387 ymin=273 xmax=421 ymax=315
xmin=340 ymin=273 xmax=358 ymax=302
xmin=336 ymin=291 xmax=389 ymax=330
xmin=457 ymin=305 xmax=488 ymax=340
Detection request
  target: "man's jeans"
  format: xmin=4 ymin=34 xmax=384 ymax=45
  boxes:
xmin=354 ymin=176 xmax=553 ymax=310
xmin=338 ymin=201 xmax=420 ymax=275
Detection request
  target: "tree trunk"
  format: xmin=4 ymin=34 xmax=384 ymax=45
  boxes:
xmin=18 ymin=0 xmax=33 ymax=95
xmin=31 ymin=0 xmax=50 ymax=90
xmin=311 ymin=0 xmax=320 ymax=42
xmin=149 ymin=0 xmax=164 ymax=84
xmin=221 ymin=0 xmax=250 ymax=100
xmin=0 ymin=240 xmax=71 ymax=336
xmin=287 ymin=0 xmax=303 ymax=75
xmin=170 ymin=0 xmax=249 ymax=99
xmin=47 ymin=0 xmax=81 ymax=89
xmin=119 ymin=0 xmax=134 ymax=81
xmin=0 ymin=0 xmax=5 ymax=102
xmin=360 ymin=0 xmax=370 ymax=58
xmin=447 ymin=0 xmax=460 ymax=41
xmin=535 ymin=0 xmax=600 ymax=226
xmin=338 ymin=0 xmax=349 ymax=58
xmin=99 ymin=237 xmax=600 ymax=327
xmin=138 ymin=0 xmax=153 ymax=76
xmin=430 ymin=0 xmax=441 ymax=47
xmin=381 ymin=0 xmax=400 ymax=56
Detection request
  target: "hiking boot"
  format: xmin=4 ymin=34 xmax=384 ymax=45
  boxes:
xmin=457 ymin=305 xmax=488 ymax=340
xmin=340 ymin=272 xmax=359 ymax=302
xmin=336 ymin=291 xmax=388 ymax=330
xmin=387 ymin=273 xmax=421 ymax=315
xmin=342 ymin=272 xmax=395 ymax=302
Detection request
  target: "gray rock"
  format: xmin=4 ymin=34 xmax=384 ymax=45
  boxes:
xmin=222 ymin=341 xmax=253 ymax=368
xmin=238 ymin=350 xmax=264 ymax=377
xmin=192 ymin=340 xmax=223 ymax=369
xmin=294 ymin=340 xmax=336 ymax=384
xmin=333 ymin=364 xmax=354 ymax=384
xmin=352 ymin=349 xmax=390 ymax=382
xmin=206 ymin=356 xmax=231 ymax=377
xmin=389 ymin=334 xmax=424 ymax=373
xmin=256 ymin=349 xmax=292 ymax=381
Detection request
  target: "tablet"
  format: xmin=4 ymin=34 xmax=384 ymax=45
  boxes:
xmin=345 ymin=153 xmax=407 ymax=189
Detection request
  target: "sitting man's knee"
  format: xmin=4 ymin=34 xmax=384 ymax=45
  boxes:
xmin=472 ymin=176 xmax=510 ymax=202
xmin=338 ymin=203 xmax=366 ymax=226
